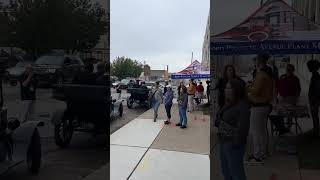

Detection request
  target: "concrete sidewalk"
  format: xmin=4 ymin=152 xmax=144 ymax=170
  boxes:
xmin=83 ymin=164 xmax=109 ymax=180
xmin=110 ymin=103 xmax=210 ymax=180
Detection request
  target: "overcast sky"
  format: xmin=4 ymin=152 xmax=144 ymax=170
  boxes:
xmin=111 ymin=0 xmax=209 ymax=72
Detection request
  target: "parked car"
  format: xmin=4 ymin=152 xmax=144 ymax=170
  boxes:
xmin=118 ymin=79 xmax=130 ymax=89
xmin=51 ymin=84 xmax=108 ymax=148
xmin=145 ymin=81 xmax=155 ymax=89
xmin=112 ymin=81 xmax=120 ymax=88
xmin=33 ymin=55 xmax=84 ymax=86
xmin=6 ymin=61 xmax=33 ymax=86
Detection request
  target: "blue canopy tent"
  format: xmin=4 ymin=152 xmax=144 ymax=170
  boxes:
xmin=211 ymin=0 xmax=320 ymax=55
xmin=171 ymin=60 xmax=210 ymax=79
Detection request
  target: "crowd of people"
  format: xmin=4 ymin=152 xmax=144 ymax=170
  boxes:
xmin=148 ymin=79 xmax=209 ymax=129
xmin=214 ymin=54 xmax=320 ymax=180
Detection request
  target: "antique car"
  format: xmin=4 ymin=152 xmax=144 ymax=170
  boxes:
xmin=126 ymin=86 xmax=150 ymax=109
xmin=0 ymin=57 xmax=44 ymax=175
xmin=51 ymin=84 xmax=108 ymax=148
xmin=0 ymin=114 xmax=44 ymax=175
xmin=111 ymin=91 xmax=124 ymax=120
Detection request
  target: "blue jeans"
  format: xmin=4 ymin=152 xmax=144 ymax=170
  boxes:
xmin=152 ymin=101 xmax=161 ymax=119
xmin=219 ymin=143 xmax=246 ymax=180
xmin=165 ymin=104 xmax=172 ymax=119
xmin=179 ymin=106 xmax=187 ymax=126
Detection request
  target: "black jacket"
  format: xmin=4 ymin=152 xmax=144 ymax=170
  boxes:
xmin=20 ymin=73 xmax=37 ymax=100
xmin=216 ymin=100 xmax=251 ymax=146
xmin=309 ymin=72 xmax=320 ymax=103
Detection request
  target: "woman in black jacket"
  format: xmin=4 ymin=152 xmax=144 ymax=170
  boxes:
xmin=216 ymin=79 xmax=250 ymax=180
xmin=215 ymin=65 xmax=243 ymax=109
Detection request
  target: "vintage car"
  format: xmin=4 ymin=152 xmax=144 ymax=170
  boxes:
xmin=51 ymin=84 xmax=108 ymax=148
xmin=0 ymin=109 xmax=44 ymax=175
xmin=111 ymin=92 xmax=124 ymax=120
xmin=126 ymin=86 xmax=151 ymax=109
xmin=0 ymin=56 xmax=44 ymax=175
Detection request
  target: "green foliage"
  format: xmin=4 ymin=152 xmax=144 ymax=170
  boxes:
xmin=1 ymin=0 xmax=107 ymax=56
xmin=111 ymin=57 xmax=143 ymax=80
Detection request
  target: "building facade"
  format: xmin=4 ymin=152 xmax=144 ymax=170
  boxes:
xmin=202 ymin=14 xmax=210 ymax=72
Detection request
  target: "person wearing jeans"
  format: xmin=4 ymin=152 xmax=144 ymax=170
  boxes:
xmin=164 ymin=85 xmax=174 ymax=124
xmin=187 ymin=79 xmax=196 ymax=112
xmin=216 ymin=80 xmax=250 ymax=180
xmin=176 ymin=86 xmax=188 ymax=129
xmin=248 ymin=54 xmax=274 ymax=163
xmin=149 ymin=82 xmax=163 ymax=122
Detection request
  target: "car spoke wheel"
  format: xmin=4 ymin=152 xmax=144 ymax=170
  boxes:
xmin=54 ymin=113 xmax=74 ymax=148
xmin=127 ymin=99 xmax=134 ymax=109
xmin=27 ymin=129 xmax=41 ymax=174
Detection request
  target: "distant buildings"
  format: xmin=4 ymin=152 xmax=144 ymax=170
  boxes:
xmin=141 ymin=64 xmax=168 ymax=81
xmin=202 ymin=14 xmax=210 ymax=72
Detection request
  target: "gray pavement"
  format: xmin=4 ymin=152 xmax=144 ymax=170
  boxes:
xmin=2 ymin=84 xmax=144 ymax=180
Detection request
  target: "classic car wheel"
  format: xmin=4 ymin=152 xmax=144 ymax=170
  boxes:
xmin=119 ymin=104 xmax=123 ymax=117
xmin=27 ymin=129 xmax=41 ymax=174
xmin=54 ymin=113 xmax=74 ymax=148
xmin=127 ymin=99 xmax=134 ymax=109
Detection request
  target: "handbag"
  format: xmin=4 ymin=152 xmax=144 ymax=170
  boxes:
xmin=148 ymin=89 xmax=158 ymax=106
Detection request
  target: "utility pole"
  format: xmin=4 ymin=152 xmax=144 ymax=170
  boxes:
xmin=191 ymin=51 xmax=194 ymax=64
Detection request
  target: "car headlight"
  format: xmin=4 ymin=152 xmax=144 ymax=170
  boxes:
xmin=47 ymin=69 xmax=56 ymax=73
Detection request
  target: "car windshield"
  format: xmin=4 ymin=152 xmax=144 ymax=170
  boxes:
xmin=35 ymin=56 xmax=64 ymax=65
xmin=121 ymin=79 xmax=130 ymax=84
xmin=16 ymin=61 xmax=31 ymax=67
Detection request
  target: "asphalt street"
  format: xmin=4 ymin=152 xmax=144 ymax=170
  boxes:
xmin=1 ymin=84 xmax=146 ymax=180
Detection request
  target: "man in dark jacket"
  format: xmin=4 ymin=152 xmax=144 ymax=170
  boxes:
xmin=307 ymin=60 xmax=320 ymax=136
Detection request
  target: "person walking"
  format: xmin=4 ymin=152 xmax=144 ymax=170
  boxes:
xmin=163 ymin=81 xmax=169 ymax=95
xmin=206 ymin=80 xmax=211 ymax=104
xmin=247 ymin=54 xmax=274 ymax=163
xmin=187 ymin=79 xmax=196 ymax=112
xmin=149 ymin=81 xmax=163 ymax=122
xmin=19 ymin=64 xmax=37 ymax=123
xmin=176 ymin=86 xmax=188 ymax=129
xmin=164 ymin=85 xmax=174 ymax=124
xmin=216 ymin=79 xmax=250 ymax=180
xmin=195 ymin=81 xmax=204 ymax=105
xmin=307 ymin=60 xmax=320 ymax=136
